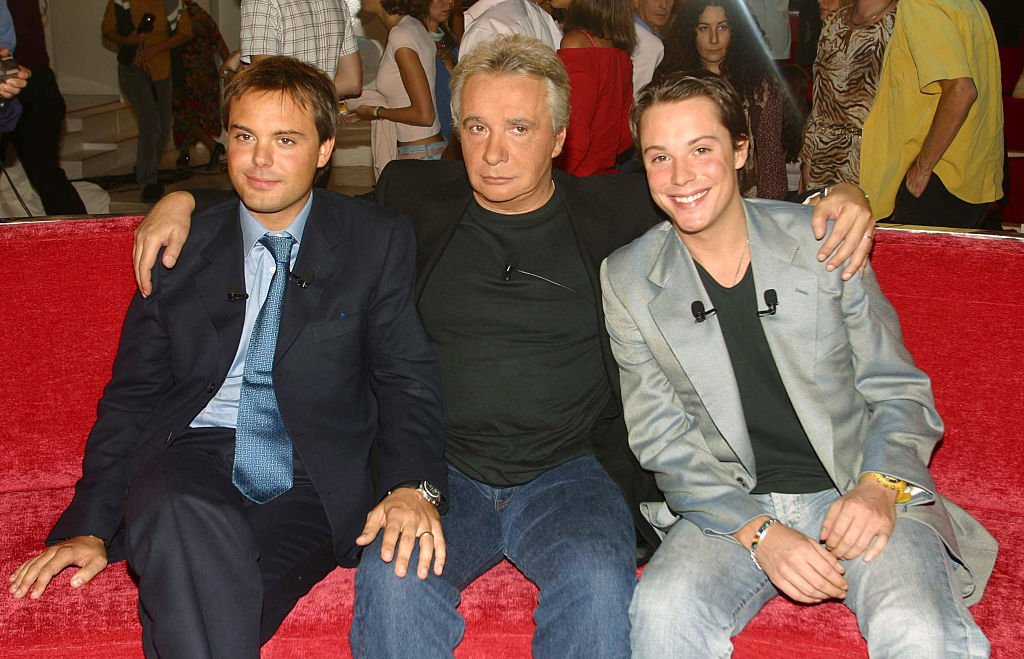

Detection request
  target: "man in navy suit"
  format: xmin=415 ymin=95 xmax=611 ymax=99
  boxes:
xmin=8 ymin=57 xmax=447 ymax=658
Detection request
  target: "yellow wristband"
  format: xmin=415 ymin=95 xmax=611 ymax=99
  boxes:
xmin=372 ymin=106 xmax=381 ymax=120
xmin=865 ymin=472 xmax=912 ymax=504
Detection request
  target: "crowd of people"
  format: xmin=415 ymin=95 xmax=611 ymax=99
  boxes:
xmin=5 ymin=0 xmax=1016 ymax=656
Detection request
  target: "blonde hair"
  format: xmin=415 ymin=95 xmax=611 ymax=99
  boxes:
xmin=450 ymin=34 xmax=570 ymax=135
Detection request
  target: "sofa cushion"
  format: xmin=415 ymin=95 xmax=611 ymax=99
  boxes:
xmin=1 ymin=219 xmax=1022 ymax=658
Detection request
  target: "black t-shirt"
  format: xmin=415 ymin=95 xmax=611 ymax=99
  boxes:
xmin=696 ymin=263 xmax=833 ymax=494
xmin=418 ymin=194 xmax=611 ymax=486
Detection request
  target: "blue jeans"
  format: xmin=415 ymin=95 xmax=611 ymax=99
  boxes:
xmin=630 ymin=489 xmax=989 ymax=658
xmin=396 ymin=139 xmax=446 ymax=160
xmin=352 ymin=456 xmax=636 ymax=658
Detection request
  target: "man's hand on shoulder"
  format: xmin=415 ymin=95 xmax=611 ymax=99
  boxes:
xmin=820 ymin=475 xmax=897 ymax=562
xmin=356 ymin=487 xmax=445 ymax=580
xmin=807 ymin=183 xmax=876 ymax=281
xmin=133 ymin=190 xmax=197 ymax=297
xmin=8 ymin=535 xmax=108 ymax=600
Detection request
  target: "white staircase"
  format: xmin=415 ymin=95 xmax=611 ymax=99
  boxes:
xmin=61 ymin=94 xmax=141 ymax=180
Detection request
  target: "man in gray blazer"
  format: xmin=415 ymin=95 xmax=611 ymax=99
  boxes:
xmin=601 ymin=71 xmax=998 ymax=657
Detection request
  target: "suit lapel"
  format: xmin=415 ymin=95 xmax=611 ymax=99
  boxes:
xmin=745 ymin=202 xmax=836 ymax=476
xmin=413 ymin=193 xmax=471 ymax=300
xmin=196 ymin=209 xmax=246 ymax=378
xmin=646 ymin=226 xmax=756 ymax=471
xmin=275 ymin=191 xmax=340 ymax=364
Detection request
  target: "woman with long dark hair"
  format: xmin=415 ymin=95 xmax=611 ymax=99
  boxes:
xmin=656 ymin=0 xmax=788 ymax=199
xmin=553 ymin=0 xmax=636 ymax=176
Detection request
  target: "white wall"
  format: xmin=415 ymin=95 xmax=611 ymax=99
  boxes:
xmin=51 ymin=0 xmax=242 ymax=95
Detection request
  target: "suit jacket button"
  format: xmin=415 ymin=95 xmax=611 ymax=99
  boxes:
xmin=207 ymin=383 xmax=216 ymax=393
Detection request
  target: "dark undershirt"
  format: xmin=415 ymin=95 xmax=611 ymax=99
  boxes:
xmin=696 ymin=263 xmax=833 ymax=494
xmin=418 ymin=194 xmax=611 ymax=486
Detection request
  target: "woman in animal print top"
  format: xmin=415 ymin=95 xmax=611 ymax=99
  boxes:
xmin=800 ymin=0 xmax=896 ymax=189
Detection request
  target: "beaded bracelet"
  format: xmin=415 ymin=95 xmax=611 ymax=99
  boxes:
xmin=749 ymin=517 xmax=779 ymax=571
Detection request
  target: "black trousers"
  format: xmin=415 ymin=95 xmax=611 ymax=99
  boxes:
xmin=124 ymin=427 xmax=337 ymax=658
xmin=1 ymin=66 xmax=86 ymax=215
xmin=892 ymin=172 xmax=990 ymax=229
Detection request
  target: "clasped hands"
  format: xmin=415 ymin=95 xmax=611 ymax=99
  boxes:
xmin=744 ymin=477 xmax=897 ymax=605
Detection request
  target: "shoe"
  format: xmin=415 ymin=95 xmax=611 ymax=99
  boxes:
xmin=176 ymin=150 xmax=191 ymax=169
xmin=207 ymin=143 xmax=226 ymax=171
xmin=141 ymin=182 xmax=165 ymax=203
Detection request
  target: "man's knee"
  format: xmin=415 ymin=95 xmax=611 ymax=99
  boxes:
xmin=351 ymin=543 xmax=463 ymax=658
xmin=354 ymin=541 xmax=458 ymax=615
xmin=630 ymin=577 xmax=727 ymax=657
xmin=861 ymin=595 xmax=989 ymax=658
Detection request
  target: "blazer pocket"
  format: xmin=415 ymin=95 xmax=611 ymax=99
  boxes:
xmin=311 ymin=312 xmax=363 ymax=342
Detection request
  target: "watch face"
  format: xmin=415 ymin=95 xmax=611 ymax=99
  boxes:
xmin=420 ymin=481 xmax=441 ymax=502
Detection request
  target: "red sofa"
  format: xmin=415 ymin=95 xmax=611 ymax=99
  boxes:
xmin=2 ymin=217 xmax=1022 ymax=658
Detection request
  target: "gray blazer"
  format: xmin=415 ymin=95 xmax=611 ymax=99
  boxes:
xmin=601 ymin=199 xmax=997 ymax=604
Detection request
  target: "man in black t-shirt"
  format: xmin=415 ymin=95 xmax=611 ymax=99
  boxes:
xmin=603 ymin=71 xmax=996 ymax=657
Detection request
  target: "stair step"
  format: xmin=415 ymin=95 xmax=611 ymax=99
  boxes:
xmin=61 ymin=146 xmax=125 ymax=180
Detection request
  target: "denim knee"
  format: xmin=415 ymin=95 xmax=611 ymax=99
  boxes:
xmin=351 ymin=539 xmax=463 ymax=659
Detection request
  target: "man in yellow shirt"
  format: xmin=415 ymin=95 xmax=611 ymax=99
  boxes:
xmin=860 ymin=0 xmax=1002 ymax=228
xmin=102 ymin=0 xmax=192 ymax=202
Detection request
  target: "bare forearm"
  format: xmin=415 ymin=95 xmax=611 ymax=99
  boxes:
xmin=915 ymin=77 xmax=977 ymax=173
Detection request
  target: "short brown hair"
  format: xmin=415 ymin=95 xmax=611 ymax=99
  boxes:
xmin=630 ymin=70 xmax=749 ymax=149
xmin=222 ymin=56 xmax=337 ymax=144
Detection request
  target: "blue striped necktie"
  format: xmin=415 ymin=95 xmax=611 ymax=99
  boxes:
xmin=233 ymin=233 xmax=295 ymax=503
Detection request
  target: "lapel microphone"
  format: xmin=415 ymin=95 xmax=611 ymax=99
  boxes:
xmin=691 ymin=300 xmax=716 ymax=323
xmin=291 ymin=270 xmax=315 ymax=289
xmin=501 ymin=254 xmax=579 ymax=294
xmin=691 ymin=289 xmax=778 ymax=323
xmin=226 ymin=282 xmax=248 ymax=302
xmin=757 ymin=289 xmax=778 ymax=316
xmin=226 ymin=269 xmax=315 ymax=302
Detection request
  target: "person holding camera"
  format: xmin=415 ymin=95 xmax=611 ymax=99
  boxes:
xmin=0 ymin=45 xmax=28 ymax=133
xmin=102 ymin=0 xmax=192 ymax=203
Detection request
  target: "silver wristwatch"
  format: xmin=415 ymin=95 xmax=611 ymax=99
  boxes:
xmin=390 ymin=480 xmax=442 ymax=507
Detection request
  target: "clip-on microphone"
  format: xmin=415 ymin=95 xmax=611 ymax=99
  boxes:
xmin=756 ymin=289 xmax=778 ymax=317
xmin=691 ymin=300 xmax=717 ymax=323
xmin=291 ymin=270 xmax=315 ymax=289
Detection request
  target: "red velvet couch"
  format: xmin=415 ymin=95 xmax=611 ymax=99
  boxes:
xmin=2 ymin=217 xmax=1022 ymax=658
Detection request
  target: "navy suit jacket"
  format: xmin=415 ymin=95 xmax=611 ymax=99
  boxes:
xmin=49 ymin=189 xmax=447 ymax=566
